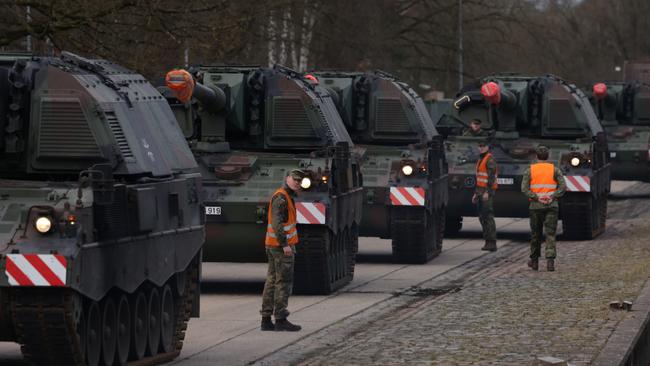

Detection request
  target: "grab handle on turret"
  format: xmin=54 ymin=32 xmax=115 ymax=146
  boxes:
xmin=165 ymin=69 xmax=226 ymax=113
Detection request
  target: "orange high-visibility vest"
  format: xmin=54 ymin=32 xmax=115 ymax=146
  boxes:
xmin=476 ymin=153 xmax=498 ymax=190
xmin=265 ymin=188 xmax=299 ymax=247
xmin=530 ymin=162 xmax=557 ymax=199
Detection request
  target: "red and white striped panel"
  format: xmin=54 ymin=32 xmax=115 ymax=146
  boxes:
xmin=390 ymin=187 xmax=425 ymax=206
xmin=5 ymin=254 xmax=67 ymax=287
xmin=296 ymin=202 xmax=326 ymax=225
xmin=566 ymin=176 xmax=591 ymax=192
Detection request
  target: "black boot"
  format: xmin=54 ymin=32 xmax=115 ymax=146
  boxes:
xmin=547 ymin=259 xmax=555 ymax=272
xmin=275 ymin=318 xmax=301 ymax=332
xmin=527 ymin=258 xmax=538 ymax=271
xmin=481 ymin=240 xmax=497 ymax=252
xmin=261 ymin=316 xmax=274 ymax=331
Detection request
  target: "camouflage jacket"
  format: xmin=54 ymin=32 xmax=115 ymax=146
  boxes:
xmin=475 ymin=152 xmax=497 ymax=196
xmin=270 ymin=183 xmax=298 ymax=247
xmin=462 ymin=128 xmax=488 ymax=137
xmin=521 ymin=163 xmax=567 ymax=210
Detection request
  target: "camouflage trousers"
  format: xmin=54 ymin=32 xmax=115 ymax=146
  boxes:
xmin=260 ymin=246 xmax=295 ymax=319
xmin=529 ymin=207 xmax=558 ymax=259
xmin=477 ymin=195 xmax=496 ymax=242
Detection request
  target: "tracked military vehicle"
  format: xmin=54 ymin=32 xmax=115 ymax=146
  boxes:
xmin=313 ymin=71 xmax=447 ymax=263
xmin=436 ymin=74 xmax=610 ymax=240
xmin=0 ymin=52 xmax=204 ymax=366
xmin=163 ymin=65 xmax=362 ymax=294
xmin=589 ymin=81 xmax=650 ymax=181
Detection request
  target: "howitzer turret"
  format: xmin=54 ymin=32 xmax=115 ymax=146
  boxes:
xmin=588 ymin=80 xmax=650 ymax=181
xmin=162 ymin=65 xmax=363 ymax=294
xmin=435 ymin=74 xmax=610 ymax=240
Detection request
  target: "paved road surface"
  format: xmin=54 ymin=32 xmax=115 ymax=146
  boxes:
xmin=0 ymin=180 xmax=643 ymax=365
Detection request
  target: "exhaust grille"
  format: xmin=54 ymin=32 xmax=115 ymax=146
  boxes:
xmin=270 ymin=97 xmax=317 ymax=138
xmin=374 ymin=98 xmax=413 ymax=133
xmin=37 ymin=98 xmax=101 ymax=158
xmin=106 ymin=112 xmax=134 ymax=158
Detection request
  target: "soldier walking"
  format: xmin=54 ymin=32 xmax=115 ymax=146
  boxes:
xmin=473 ymin=141 xmax=498 ymax=251
xmin=521 ymin=146 xmax=566 ymax=271
xmin=260 ymin=169 xmax=307 ymax=331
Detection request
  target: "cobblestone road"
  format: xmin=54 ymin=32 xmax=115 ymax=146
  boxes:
xmin=257 ymin=186 xmax=650 ymax=365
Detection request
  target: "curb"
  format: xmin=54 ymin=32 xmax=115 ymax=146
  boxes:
xmin=592 ymin=277 xmax=650 ymax=366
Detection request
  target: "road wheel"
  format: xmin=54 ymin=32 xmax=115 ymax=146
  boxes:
xmin=160 ymin=285 xmax=175 ymax=353
xmin=146 ymin=288 xmax=161 ymax=356
xmin=86 ymin=301 xmax=102 ymax=366
xmin=100 ymin=297 xmax=117 ymax=366
xmin=75 ymin=296 xmax=86 ymax=364
xmin=130 ymin=291 xmax=147 ymax=360
xmin=115 ymin=294 xmax=131 ymax=365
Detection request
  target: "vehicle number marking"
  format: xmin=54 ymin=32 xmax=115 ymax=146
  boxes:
xmin=498 ymin=178 xmax=514 ymax=185
xmin=610 ymin=152 xmax=617 ymax=158
xmin=205 ymin=206 xmax=222 ymax=215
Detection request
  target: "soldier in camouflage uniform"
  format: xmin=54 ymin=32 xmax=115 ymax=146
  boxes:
xmin=462 ymin=118 xmax=489 ymax=137
xmin=260 ymin=169 xmax=307 ymax=331
xmin=473 ymin=141 xmax=498 ymax=251
xmin=521 ymin=146 xmax=566 ymax=271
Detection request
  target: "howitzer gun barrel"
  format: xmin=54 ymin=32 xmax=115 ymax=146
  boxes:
xmin=165 ymin=69 xmax=226 ymax=113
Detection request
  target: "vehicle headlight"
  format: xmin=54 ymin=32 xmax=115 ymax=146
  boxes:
xmin=300 ymin=177 xmax=312 ymax=189
xmin=570 ymin=157 xmax=580 ymax=167
xmin=35 ymin=216 xmax=52 ymax=234
xmin=401 ymin=165 xmax=414 ymax=176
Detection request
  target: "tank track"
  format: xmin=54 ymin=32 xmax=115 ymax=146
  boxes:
xmin=561 ymin=193 xmax=607 ymax=240
xmin=11 ymin=288 xmax=84 ymax=365
xmin=443 ymin=215 xmax=463 ymax=237
xmin=293 ymin=226 xmax=354 ymax=295
xmin=347 ymin=225 xmax=359 ymax=278
xmin=9 ymin=256 xmax=199 ymax=366
xmin=390 ymin=206 xmax=442 ymax=264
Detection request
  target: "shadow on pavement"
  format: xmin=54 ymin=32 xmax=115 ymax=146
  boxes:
xmin=200 ymin=280 xmax=265 ymax=294
xmin=444 ymin=230 xmax=530 ymax=242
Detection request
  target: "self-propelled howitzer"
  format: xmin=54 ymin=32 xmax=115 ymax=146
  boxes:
xmin=437 ymin=74 xmax=610 ymax=240
xmin=589 ymin=81 xmax=650 ymax=181
xmin=313 ymin=71 xmax=448 ymax=263
xmin=0 ymin=52 xmax=204 ymax=365
xmin=163 ymin=65 xmax=363 ymax=294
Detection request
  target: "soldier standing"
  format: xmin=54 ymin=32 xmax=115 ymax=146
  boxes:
xmin=521 ymin=145 xmax=566 ymax=271
xmin=473 ymin=141 xmax=498 ymax=251
xmin=260 ymin=169 xmax=307 ymax=331
xmin=462 ymin=118 xmax=488 ymax=137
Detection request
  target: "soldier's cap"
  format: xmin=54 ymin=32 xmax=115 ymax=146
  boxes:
xmin=289 ymin=169 xmax=308 ymax=180
xmin=536 ymin=145 xmax=549 ymax=154
xmin=478 ymin=140 xmax=489 ymax=147
xmin=470 ymin=118 xmax=482 ymax=125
